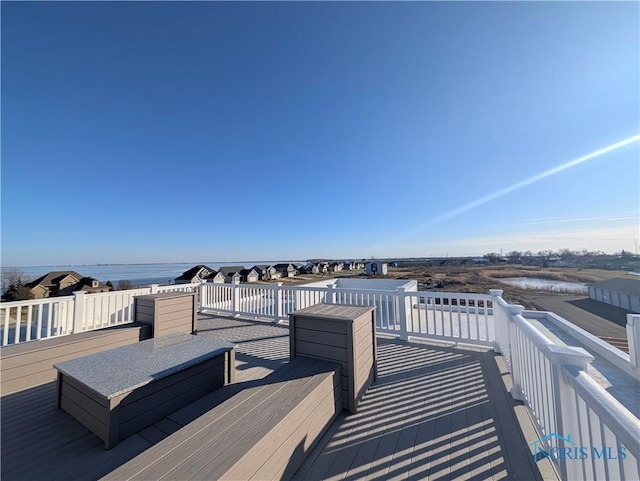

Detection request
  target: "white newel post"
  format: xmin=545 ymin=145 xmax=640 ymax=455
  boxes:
xmin=150 ymin=284 xmax=159 ymax=294
xmin=396 ymin=287 xmax=408 ymax=340
xmin=326 ymin=284 xmax=336 ymax=304
xmin=199 ymin=280 xmax=208 ymax=311
xmin=489 ymin=289 xmax=504 ymax=353
xmin=273 ymin=282 xmax=283 ymax=323
xmin=507 ymin=305 xmax=525 ymax=401
xmin=549 ymin=344 xmax=594 ymax=481
xmin=626 ymin=314 xmax=640 ymax=377
xmin=72 ymin=291 xmax=87 ymax=334
xmin=231 ymin=280 xmax=239 ymax=316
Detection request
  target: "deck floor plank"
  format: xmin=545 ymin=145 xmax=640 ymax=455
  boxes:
xmin=296 ymin=339 xmax=555 ymax=481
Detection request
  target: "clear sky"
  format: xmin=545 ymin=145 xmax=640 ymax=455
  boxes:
xmin=2 ymin=1 xmax=638 ymax=266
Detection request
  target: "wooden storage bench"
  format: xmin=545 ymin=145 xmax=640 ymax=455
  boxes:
xmin=54 ymin=333 xmax=235 ymax=448
xmin=103 ymin=356 xmax=342 ymax=480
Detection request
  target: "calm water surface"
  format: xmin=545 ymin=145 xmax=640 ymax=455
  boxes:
xmin=13 ymin=261 xmax=302 ymax=287
xmin=499 ymin=277 xmax=588 ymax=294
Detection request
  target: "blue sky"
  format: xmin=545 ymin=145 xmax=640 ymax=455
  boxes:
xmin=2 ymin=1 xmax=638 ymax=266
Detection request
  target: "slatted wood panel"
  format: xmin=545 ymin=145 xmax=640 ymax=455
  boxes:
xmin=290 ymin=304 xmax=377 ymax=413
xmin=103 ymin=357 xmax=342 ymax=481
xmin=294 ymin=339 xmax=558 ymax=481
xmin=134 ymin=292 xmax=196 ymax=337
xmin=0 ymin=323 xmax=152 ymax=395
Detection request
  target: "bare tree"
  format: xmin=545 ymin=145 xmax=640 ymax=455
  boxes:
xmin=117 ymin=280 xmax=133 ymax=290
xmin=1 ymin=267 xmax=30 ymax=292
xmin=506 ymin=251 xmax=523 ymax=264
xmin=1 ymin=268 xmax=33 ymax=301
xmin=483 ymin=252 xmax=501 ymax=264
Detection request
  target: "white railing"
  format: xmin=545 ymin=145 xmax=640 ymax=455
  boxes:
xmin=492 ymin=289 xmax=640 ymax=480
xmin=562 ymin=365 xmax=640 ymax=480
xmin=404 ymin=290 xmax=494 ymax=345
xmin=199 ymin=282 xmax=495 ymax=345
xmin=0 ymin=283 xmax=201 ymax=346
xmin=523 ymin=309 xmax=640 ymax=382
xmin=1 ymin=296 xmax=75 ymax=345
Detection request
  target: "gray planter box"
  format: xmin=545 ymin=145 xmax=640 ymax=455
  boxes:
xmin=289 ymin=303 xmax=377 ymax=413
xmin=135 ymin=292 xmax=197 ymax=337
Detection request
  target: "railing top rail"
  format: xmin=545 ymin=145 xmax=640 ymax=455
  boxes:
xmin=158 ymin=283 xmax=201 ymax=289
xmin=563 ymin=365 xmax=640 ymax=456
xmin=524 ymin=309 xmax=631 ymax=361
xmin=513 ymin=313 xmax=594 ymax=365
xmin=0 ymin=295 xmax=75 ymax=307
xmin=88 ymin=288 xmax=151 ymax=296
xmin=407 ymin=290 xmax=493 ymax=299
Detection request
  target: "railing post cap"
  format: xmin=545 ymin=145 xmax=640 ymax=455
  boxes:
xmin=276 ymin=282 xmax=283 ymax=286
xmin=396 ymin=286 xmax=405 ymax=292
xmin=547 ymin=344 xmax=594 ymax=367
xmin=73 ymin=290 xmax=87 ymax=296
xmin=627 ymin=314 xmax=640 ymax=326
xmin=489 ymin=289 xmax=503 ymax=296
xmin=507 ymin=304 xmax=524 ymax=315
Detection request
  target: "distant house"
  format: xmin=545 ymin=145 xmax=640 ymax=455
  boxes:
xmin=273 ymin=263 xmax=297 ymax=278
xmin=365 ymin=262 xmax=388 ymax=276
xmin=27 ymin=271 xmax=110 ymax=299
xmin=175 ymin=265 xmax=224 ymax=284
xmin=239 ymin=268 xmax=259 ymax=283
xmin=588 ymin=278 xmax=640 ymax=313
xmin=218 ymin=266 xmax=246 ymax=283
xmin=252 ymin=265 xmax=281 ymax=281
xmin=328 ymin=262 xmax=343 ymax=273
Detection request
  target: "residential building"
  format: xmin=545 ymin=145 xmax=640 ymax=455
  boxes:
xmin=218 ymin=266 xmax=246 ymax=283
xmin=252 ymin=265 xmax=281 ymax=281
xmin=239 ymin=268 xmax=259 ymax=283
xmin=273 ymin=263 xmax=297 ymax=278
xmin=175 ymin=265 xmax=224 ymax=284
xmin=26 ymin=271 xmax=110 ymax=299
xmin=365 ymin=261 xmax=388 ymax=276
xmin=589 ymin=278 xmax=640 ymax=312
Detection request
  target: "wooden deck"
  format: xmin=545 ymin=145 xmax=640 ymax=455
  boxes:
xmin=1 ymin=314 xmax=556 ymax=481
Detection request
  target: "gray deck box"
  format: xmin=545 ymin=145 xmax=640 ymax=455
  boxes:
xmin=55 ymin=333 xmax=235 ymax=448
xmin=134 ymin=292 xmax=197 ymax=337
xmin=289 ymin=303 xmax=377 ymax=413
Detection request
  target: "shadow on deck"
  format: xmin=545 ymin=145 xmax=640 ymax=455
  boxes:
xmin=1 ymin=315 xmax=555 ymax=481
xmin=295 ymin=339 xmax=555 ymax=480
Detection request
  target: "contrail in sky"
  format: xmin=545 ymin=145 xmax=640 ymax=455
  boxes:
xmin=370 ymin=133 xmax=640 ymax=252
xmin=426 ymin=133 xmax=640 ymax=227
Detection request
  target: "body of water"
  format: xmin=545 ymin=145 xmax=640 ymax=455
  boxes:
xmin=498 ymin=277 xmax=588 ymax=294
xmin=12 ymin=261 xmax=303 ymax=288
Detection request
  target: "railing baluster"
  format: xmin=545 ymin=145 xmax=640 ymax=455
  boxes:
xmin=14 ymin=306 xmax=22 ymax=344
xmin=26 ymin=305 xmax=33 ymax=342
xmin=3 ymin=308 xmax=10 ymax=346
xmin=36 ymin=304 xmax=43 ymax=340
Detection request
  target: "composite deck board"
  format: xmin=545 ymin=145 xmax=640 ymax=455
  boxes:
xmin=2 ymin=314 xmax=554 ymax=481
xmin=294 ymin=339 xmax=556 ymax=481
